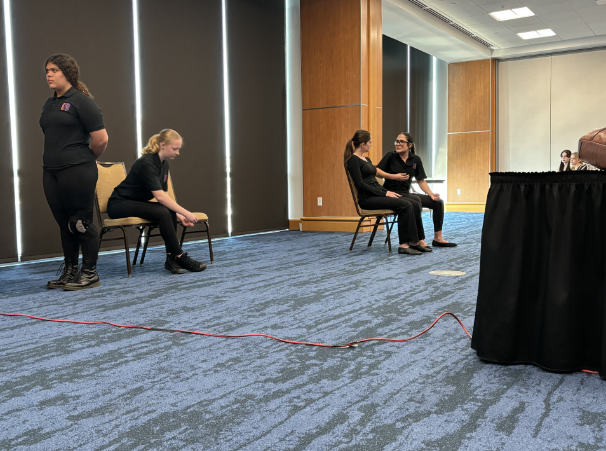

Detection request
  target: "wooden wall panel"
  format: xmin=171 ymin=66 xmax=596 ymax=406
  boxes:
xmin=490 ymin=59 xmax=496 ymax=172
xmin=301 ymin=0 xmax=361 ymax=109
xmin=447 ymin=132 xmax=491 ymax=202
xmin=303 ymin=107 xmax=361 ymax=217
xmin=448 ymin=59 xmax=491 ymax=134
xmin=368 ymin=0 xmax=382 ymax=164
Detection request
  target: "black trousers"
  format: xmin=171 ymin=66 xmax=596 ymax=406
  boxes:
xmin=359 ymin=195 xmax=420 ymax=244
xmin=43 ymin=160 xmax=99 ymax=261
xmin=395 ymin=191 xmax=445 ymax=234
xmin=107 ymin=198 xmax=182 ymax=255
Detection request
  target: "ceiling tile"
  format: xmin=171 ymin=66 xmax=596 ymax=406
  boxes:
xmin=588 ymin=20 xmax=606 ymax=30
xmin=567 ymin=0 xmax=599 ymax=8
xmin=428 ymin=2 xmax=489 ymax=17
xmin=507 ymin=22 xmax=552 ymax=32
xmin=556 ymin=28 xmax=596 ymax=38
xmin=575 ymin=9 xmax=606 ymax=23
xmin=531 ymin=2 xmax=575 ymax=14
xmin=501 ymin=15 xmax=548 ymax=25
xmin=523 ymin=0 xmax=568 ymax=6
xmin=593 ymin=28 xmax=606 ymax=35
xmin=526 ymin=35 xmax=563 ymax=43
xmin=544 ymin=17 xmax=592 ymax=29
xmin=537 ymin=9 xmax=582 ymax=21
xmin=479 ymin=0 xmax=526 ymax=13
xmin=497 ymin=40 xmax=531 ymax=47
xmin=458 ymin=14 xmax=501 ymax=24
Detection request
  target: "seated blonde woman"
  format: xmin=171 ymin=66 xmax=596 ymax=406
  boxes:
xmin=570 ymin=152 xmax=587 ymax=171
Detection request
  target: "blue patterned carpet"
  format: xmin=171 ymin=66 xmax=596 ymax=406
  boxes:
xmin=1 ymin=213 xmax=605 ymax=451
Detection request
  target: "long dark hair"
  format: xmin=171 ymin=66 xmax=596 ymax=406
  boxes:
xmin=45 ymin=54 xmax=93 ymax=97
xmin=344 ymin=129 xmax=371 ymax=167
xmin=397 ymin=132 xmax=416 ymax=155
xmin=559 ymin=149 xmax=572 ymax=172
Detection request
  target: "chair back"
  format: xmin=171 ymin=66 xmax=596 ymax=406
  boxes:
xmin=167 ymin=173 xmax=177 ymax=202
xmin=96 ymin=162 xmax=127 ymax=220
xmin=345 ymin=169 xmax=363 ymax=217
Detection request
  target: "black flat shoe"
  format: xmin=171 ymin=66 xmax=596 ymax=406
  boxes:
xmin=409 ymin=244 xmax=432 ymax=253
xmin=398 ymin=247 xmax=422 ymax=255
xmin=432 ymin=240 xmax=457 ymax=247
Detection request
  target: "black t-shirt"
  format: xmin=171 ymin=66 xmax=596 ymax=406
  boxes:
xmin=377 ymin=151 xmax=427 ymax=193
xmin=39 ymin=87 xmax=105 ymax=169
xmin=346 ymin=155 xmax=386 ymax=200
xmin=110 ymin=153 xmax=169 ymax=202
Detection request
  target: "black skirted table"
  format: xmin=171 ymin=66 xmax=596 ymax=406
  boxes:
xmin=471 ymin=171 xmax=606 ymax=379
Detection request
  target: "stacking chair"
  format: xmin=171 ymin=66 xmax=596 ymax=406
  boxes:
xmin=137 ymin=173 xmax=214 ymax=266
xmin=345 ymin=169 xmax=396 ymax=253
xmin=95 ymin=162 xmax=157 ymax=276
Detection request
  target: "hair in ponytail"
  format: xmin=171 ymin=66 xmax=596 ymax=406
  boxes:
xmin=344 ymin=129 xmax=371 ymax=167
xmin=45 ymin=54 xmax=93 ymax=98
xmin=397 ymin=132 xmax=416 ymax=155
xmin=142 ymin=129 xmax=183 ymax=155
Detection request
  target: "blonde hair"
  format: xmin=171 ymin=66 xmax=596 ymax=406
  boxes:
xmin=142 ymin=129 xmax=182 ymax=155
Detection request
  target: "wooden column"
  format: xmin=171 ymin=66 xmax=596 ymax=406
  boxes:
xmin=295 ymin=0 xmax=382 ymax=232
xmin=446 ymin=59 xmax=496 ymax=213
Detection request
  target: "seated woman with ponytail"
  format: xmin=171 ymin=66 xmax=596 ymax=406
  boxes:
xmin=107 ymin=129 xmax=207 ymax=274
xmin=345 ymin=129 xmax=427 ymax=255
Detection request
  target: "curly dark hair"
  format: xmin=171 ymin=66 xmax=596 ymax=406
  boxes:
xmin=45 ymin=54 xmax=93 ymax=98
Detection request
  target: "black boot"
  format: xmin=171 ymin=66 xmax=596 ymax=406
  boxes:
xmin=63 ymin=259 xmax=101 ymax=291
xmin=175 ymin=252 xmax=207 ymax=272
xmin=47 ymin=258 xmax=79 ymax=289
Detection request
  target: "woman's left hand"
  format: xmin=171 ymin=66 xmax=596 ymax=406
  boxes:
xmin=430 ymin=193 xmax=440 ymax=202
xmin=177 ymin=213 xmax=195 ymax=227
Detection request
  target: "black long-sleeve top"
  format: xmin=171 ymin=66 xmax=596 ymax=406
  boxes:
xmin=346 ymin=155 xmax=386 ymax=202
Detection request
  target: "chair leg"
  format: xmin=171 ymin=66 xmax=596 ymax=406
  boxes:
xmin=133 ymin=226 xmax=144 ymax=266
xmin=98 ymin=229 xmax=106 ymax=252
xmin=384 ymin=217 xmax=393 ymax=253
xmin=205 ymin=221 xmax=214 ymax=263
xmin=140 ymin=226 xmax=154 ymax=266
xmin=119 ymin=226 xmax=132 ymax=277
xmin=179 ymin=225 xmax=187 ymax=248
xmin=367 ymin=216 xmax=382 ymax=248
xmin=385 ymin=214 xmax=397 ymax=244
xmin=350 ymin=217 xmax=365 ymax=251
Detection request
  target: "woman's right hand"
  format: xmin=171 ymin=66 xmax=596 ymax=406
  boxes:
xmin=184 ymin=211 xmax=198 ymax=224
xmin=386 ymin=191 xmax=401 ymax=198
xmin=391 ymin=173 xmax=409 ymax=181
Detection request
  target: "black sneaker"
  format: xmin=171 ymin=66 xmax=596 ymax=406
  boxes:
xmin=165 ymin=255 xmax=185 ymax=274
xmin=175 ymin=252 xmax=207 ymax=272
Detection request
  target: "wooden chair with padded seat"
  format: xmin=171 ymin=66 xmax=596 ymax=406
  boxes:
xmin=345 ymin=169 xmax=397 ymax=253
xmin=95 ymin=162 xmax=157 ymax=276
xmin=137 ymin=173 xmax=214 ymax=266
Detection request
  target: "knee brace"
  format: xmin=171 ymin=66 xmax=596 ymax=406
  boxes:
xmin=68 ymin=210 xmax=93 ymax=234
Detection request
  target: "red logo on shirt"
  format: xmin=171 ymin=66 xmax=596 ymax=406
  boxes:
xmin=61 ymin=103 xmax=71 ymax=111
xmin=413 ymin=163 xmax=417 ymax=169
xmin=164 ymin=175 xmax=167 ymax=182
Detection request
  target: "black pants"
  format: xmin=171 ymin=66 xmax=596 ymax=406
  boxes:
xmin=43 ymin=160 xmax=99 ymax=261
xmin=396 ymin=191 xmax=445 ymax=233
xmin=107 ymin=198 xmax=182 ymax=255
xmin=359 ymin=195 xmax=420 ymax=244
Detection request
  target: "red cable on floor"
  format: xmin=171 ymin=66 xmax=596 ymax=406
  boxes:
xmin=0 ymin=311 xmax=470 ymax=348
xmin=0 ymin=312 xmax=600 ymax=375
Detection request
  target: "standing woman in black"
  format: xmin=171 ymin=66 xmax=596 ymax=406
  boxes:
xmin=345 ymin=130 xmax=424 ymax=255
xmin=42 ymin=54 xmax=108 ymax=290
xmin=378 ymin=133 xmax=456 ymax=248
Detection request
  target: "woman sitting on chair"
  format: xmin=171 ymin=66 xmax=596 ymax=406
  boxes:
xmin=377 ymin=132 xmax=456 ymax=248
xmin=107 ymin=129 xmax=207 ymax=274
xmin=345 ymin=129 xmax=427 ymax=255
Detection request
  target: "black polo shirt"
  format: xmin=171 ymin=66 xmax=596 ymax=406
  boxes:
xmin=377 ymin=151 xmax=427 ymax=193
xmin=110 ymin=153 xmax=169 ymax=202
xmin=39 ymin=87 xmax=105 ymax=169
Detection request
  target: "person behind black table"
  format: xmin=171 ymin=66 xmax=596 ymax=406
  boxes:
xmin=557 ymin=149 xmax=572 ymax=172
xmin=107 ymin=129 xmax=207 ymax=274
xmin=42 ymin=54 xmax=109 ymax=291
xmin=345 ymin=129 xmax=426 ymax=255
xmin=377 ymin=132 xmax=456 ymax=248
xmin=570 ymin=152 xmax=588 ymax=171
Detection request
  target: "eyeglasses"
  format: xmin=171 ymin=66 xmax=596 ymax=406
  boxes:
xmin=394 ymin=140 xmax=409 ymax=145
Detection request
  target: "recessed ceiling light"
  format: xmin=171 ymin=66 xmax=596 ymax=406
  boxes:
xmin=490 ymin=7 xmax=535 ymax=21
xmin=517 ymin=28 xmax=556 ymax=39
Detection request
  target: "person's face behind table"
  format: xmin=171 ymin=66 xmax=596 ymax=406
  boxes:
xmin=45 ymin=63 xmax=70 ymax=93
xmin=570 ymin=155 xmax=580 ymax=166
xmin=394 ymin=134 xmax=411 ymax=155
xmin=159 ymin=139 xmax=182 ymax=161
xmin=561 ymin=152 xmax=570 ymax=164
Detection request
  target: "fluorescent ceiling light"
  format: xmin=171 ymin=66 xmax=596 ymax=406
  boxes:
xmin=490 ymin=7 xmax=535 ymax=21
xmin=517 ymin=28 xmax=556 ymax=39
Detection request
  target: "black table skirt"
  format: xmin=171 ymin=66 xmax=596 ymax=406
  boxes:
xmin=471 ymin=172 xmax=606 ymax=379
